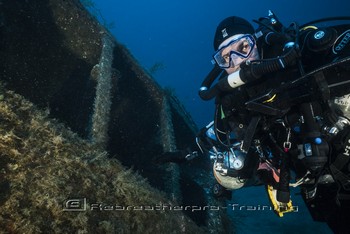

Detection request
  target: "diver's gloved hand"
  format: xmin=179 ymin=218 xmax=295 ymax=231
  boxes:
xmin=257 ymin=162 xmax=280 ymax=188
xmin=154 ymin=150 xmax=198 ymax=164
xmin=185 ymin=151 xmax=199 ymax=161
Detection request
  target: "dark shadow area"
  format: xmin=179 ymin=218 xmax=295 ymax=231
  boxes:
xmin=0 ymin=0 xmax=101 ymax=138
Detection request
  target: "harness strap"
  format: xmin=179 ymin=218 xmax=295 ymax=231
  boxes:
xmin=241 ymin=115 xmax=261 ymax=153
xmin=330 ymin=128 xmax=350 ymax=191
xmin=330 ymin=164 xmax=350 ymax=191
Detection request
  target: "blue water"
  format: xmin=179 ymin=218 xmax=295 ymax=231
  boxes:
xmin=90 ymin=0 xmax=350 ymax=232
xmin=92 ymin=0 xmax=350 ymax=128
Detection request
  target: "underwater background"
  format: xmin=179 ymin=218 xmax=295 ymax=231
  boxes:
xmin=88 ymin=0 xmax=349 ymax=233
xmin=88 ymin=0 xmax=350 ymax=233
xmin=92 ymin=0 xmax=350 ymax=128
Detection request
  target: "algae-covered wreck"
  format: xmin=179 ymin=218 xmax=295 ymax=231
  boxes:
xmin=0 ymin=0 xmax=233 ymax=233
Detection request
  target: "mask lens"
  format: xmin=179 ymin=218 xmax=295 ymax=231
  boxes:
xmin=232 ymin=36 xmax=253 ymax=57
xmin=213 ymin=35 xmax=255 ymax=68
xmin=213 ymin=51 xmax=230 ymax=68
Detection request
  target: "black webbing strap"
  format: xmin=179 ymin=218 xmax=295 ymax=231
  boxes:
xmin=241 ymin=115 xmax=261 ymax=153
xmin=330 ymin=130 xmax=350 ymax=191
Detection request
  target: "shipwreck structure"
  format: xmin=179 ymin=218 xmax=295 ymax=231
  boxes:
xmin=0 ymin=0 xmax=233 ymax=233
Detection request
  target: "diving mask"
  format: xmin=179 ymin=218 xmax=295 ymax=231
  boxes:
xmin=213 ymin=34 xmax=256 ymax=68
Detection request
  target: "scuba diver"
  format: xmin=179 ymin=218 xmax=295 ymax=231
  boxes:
xmin=158 ymin=10 xmax=350 ymax=232
xmin=158 ymin=14 xmax=283 ymax=203
xmin=197 ymin=10 xmax=350 ymax=233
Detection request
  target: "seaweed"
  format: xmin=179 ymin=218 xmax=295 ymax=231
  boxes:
xmin=0 ymin=82 xmax=205 ymax=233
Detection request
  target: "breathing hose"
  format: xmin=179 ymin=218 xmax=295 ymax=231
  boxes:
xmin=240 ymin=46 xmax=300 ymax=81
xmin=198 ymin=65 xmax=223 ymax=101
xmin=198 ymin=45 xmax=301 ymax=101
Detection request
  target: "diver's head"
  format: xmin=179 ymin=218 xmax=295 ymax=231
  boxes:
xmin=213 ymin=16 xmax=259 ymax=74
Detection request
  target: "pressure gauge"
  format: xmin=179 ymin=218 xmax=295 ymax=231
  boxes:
xmin=227 ymin=149 xmax=245 ymax=170
xmin=232 ymin=158 xmax=244 ymax=170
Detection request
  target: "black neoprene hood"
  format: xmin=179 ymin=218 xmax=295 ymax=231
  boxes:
xmin=213 ymin=16 xmax=255 ymax=50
